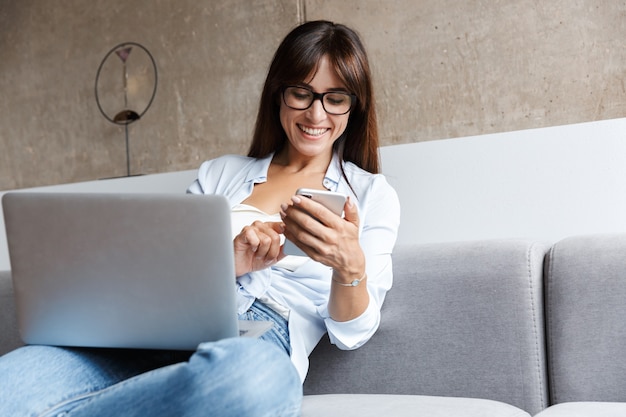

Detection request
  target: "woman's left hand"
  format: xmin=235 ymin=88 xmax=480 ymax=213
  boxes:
xmin=281 ymin=195 xmax=366 ymax=281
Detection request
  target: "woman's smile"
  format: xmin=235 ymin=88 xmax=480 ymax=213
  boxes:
xmin=298 ymin=124 xmax=329 ymax=137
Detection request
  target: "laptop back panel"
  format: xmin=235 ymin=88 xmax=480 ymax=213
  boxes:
xmin=3 ymin=192 xmax=239 ymax=350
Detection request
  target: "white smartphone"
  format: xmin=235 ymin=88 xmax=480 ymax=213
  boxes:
xmin=295 ymin=188 xmax=347 ymax=216
xmin=283 ymin=189 xmax=347 ymax=256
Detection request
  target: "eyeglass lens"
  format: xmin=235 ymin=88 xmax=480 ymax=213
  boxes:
xmin=283 ymin=87 xmax=353 ymax=115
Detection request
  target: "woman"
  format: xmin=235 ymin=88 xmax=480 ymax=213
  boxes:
xmin=0 ymin=20 xmax=399 ymax=417
xmin=188 ymin=19 xmax=400 ymax=381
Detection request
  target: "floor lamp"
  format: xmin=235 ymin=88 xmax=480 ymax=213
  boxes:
xmin=95 ymin=42 xmax=157 ymax=177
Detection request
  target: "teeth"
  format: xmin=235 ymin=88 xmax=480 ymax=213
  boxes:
xmin=299 ymin=125 xmax=327 ymax=136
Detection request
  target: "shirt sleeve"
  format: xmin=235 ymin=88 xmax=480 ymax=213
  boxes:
xmin=235 ymin=269 xmax=271 ymax=314
xmin=318 ymin=175 xmax=401 ymax=350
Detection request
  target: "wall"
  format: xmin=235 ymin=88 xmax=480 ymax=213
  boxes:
xmin=5 ymin=116 xmax=626 ymax=271
xmin=380 ymin=117 xmax=626 ymax=247
xmin=1 ymin=0 xmax=624 ymax=190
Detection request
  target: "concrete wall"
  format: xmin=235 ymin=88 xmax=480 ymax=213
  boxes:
xmin=4 ymin=116 xmax=626 ymax=271
xmin=1 ymin=0 xmax=625 ymax=190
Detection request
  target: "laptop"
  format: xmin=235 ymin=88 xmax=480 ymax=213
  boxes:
xmin=2 ymin=192 xmax=271 ymax=350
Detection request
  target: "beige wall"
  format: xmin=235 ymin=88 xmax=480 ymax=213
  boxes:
xmin=1 ymin=0 xmax=624 ymax=190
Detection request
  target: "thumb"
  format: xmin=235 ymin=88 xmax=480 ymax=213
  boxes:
xmin=343 ymin=196 xmax=360 ymax=226
xmin=268 ymin=221 xmax=286 ymax=234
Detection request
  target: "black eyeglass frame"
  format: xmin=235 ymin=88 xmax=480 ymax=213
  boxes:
xmin=281 ymin=86 xmax=357 ymax=115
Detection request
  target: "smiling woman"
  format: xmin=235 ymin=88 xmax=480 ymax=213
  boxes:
xmin=276 ymin=56 xmax=351 ymax=165
xmin=188 ymin=19 xmax=400 ymax=382
xmin=248 ymin=20 xmax=380 ymax=175
xmin=0 ymin=20 xmax=400 ymax=417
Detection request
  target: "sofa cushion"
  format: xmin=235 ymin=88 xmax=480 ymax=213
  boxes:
xmin=304 ymin=240 xmax=548 ymax=415
xmin=301 ymin=394 xmax=531 ymax=417
xmin=0 ymin=270 xmax=22 ymax=356
xmin=545 ymin=233 xmax=626 ymax=404
xmin=534 ymin=402 xmax=626 ymax=417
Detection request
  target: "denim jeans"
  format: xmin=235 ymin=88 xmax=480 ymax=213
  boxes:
xmin=239 ymin=300 xmax=291 ymax=356
xmin=0 ymin=302 xmax=301 ymax=417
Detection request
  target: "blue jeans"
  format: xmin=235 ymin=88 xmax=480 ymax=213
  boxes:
xmin=0 ymin=302 xmax=301 ymax=417
xmin=240 ymin=300 xmax=291 ymax=356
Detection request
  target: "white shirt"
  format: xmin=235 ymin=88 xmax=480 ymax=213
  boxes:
xmin=187 ymin=151 xmax=400 ymax=381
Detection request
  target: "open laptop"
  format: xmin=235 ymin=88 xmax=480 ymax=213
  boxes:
xmin=2 ymin=192 xmax=271 ymax=350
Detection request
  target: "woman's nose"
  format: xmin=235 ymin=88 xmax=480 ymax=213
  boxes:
xmin=306 ymin=98 xmax=327 ymax=122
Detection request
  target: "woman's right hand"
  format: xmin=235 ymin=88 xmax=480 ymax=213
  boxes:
xmin=233 ymin=221 xmax=286 ymax=277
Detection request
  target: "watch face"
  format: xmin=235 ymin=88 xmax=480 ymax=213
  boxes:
xmin=332 ymin=276 xmax=365 ymax=287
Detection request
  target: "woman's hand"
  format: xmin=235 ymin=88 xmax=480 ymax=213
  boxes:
xmin=233 ymin=221 xmax=286 ymax=277
xmin=282 ymin=195 xmax=368 ymax=321
xmin=281 ymin=195 xmax=365 ymax=282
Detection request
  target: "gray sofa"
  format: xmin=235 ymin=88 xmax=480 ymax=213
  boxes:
xmin=3 ymin=235 xmax=626 ymax=416
xmin=302 ymin=234 xmax=626 ymax=416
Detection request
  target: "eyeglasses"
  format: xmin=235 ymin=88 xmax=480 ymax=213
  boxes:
xmin=282 ymin=86 xmax=356 ymax=115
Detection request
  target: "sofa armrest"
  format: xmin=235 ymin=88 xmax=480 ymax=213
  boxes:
xmin=0 ymin=270 xmax=22 ymax=356
xmin=304 ymin=240 xmax=548 ymax=416
xmin=545 ymin=233 xmax=626 ymax=404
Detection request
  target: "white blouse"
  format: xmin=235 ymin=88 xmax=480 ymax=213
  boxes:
xmin=187 ymin=152 xmax=400 ymax=382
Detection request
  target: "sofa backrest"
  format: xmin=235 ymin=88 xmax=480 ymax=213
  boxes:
xmin=304 ymin=239 xmax=549 ymax=415
xmin=545 ymin=233 xmax=626 ymax=404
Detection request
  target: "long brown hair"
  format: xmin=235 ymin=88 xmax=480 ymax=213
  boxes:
xmin=248 ymin=20 xmax=380 ymax=174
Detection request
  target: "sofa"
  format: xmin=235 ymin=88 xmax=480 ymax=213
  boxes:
xmin=4 ymin=118 xmax=626 ymax=415
xmin=3 ymin=235 xmax=626 ymax=416
xmin=302 ymin=234 xmax=626 ymax=416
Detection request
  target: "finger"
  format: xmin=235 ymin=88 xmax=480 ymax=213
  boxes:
xmin=342 ymin=196 xmax=360 ymax=227
xmin=281 ymin=201 xmax=311 ymax=233
xmin=282 ymin=206 xmax=319 ymax=244
xmin=267 ymin=221 xmax=288 ymax=261
xmin=240 ymin=226 xmax=261 ymax=252
xmin=290 ymin=195 xmax=337 ymax=227
xmin=267 ymin=221 xmax=286 ymax=235
xmin=251 ymin=221 xmax=283 ymax=261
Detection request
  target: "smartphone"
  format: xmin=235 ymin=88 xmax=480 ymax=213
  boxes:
xmin=283 ymin=189 xmax=347 ymax=256
xmin=295 ymin=188 xmax=346 ymax=216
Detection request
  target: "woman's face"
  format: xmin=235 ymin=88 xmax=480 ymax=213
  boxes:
xmin=279 ymin=55 xmax=350 ymax=161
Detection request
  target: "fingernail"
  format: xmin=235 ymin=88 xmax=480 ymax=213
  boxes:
xmin=291 ymin=196 xmax=301 ymax=204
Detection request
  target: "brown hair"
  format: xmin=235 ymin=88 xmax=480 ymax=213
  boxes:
xmin=248 ymin=20 xmax=380 ymax=174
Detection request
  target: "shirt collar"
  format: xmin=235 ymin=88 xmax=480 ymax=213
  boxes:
xmin=323 ymin=152 xmax=342 ymax=191
xmin=244 ymin=151 xmax=343 ymax=191
xmin=244 ymin=153 xmax=274 ymax=184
